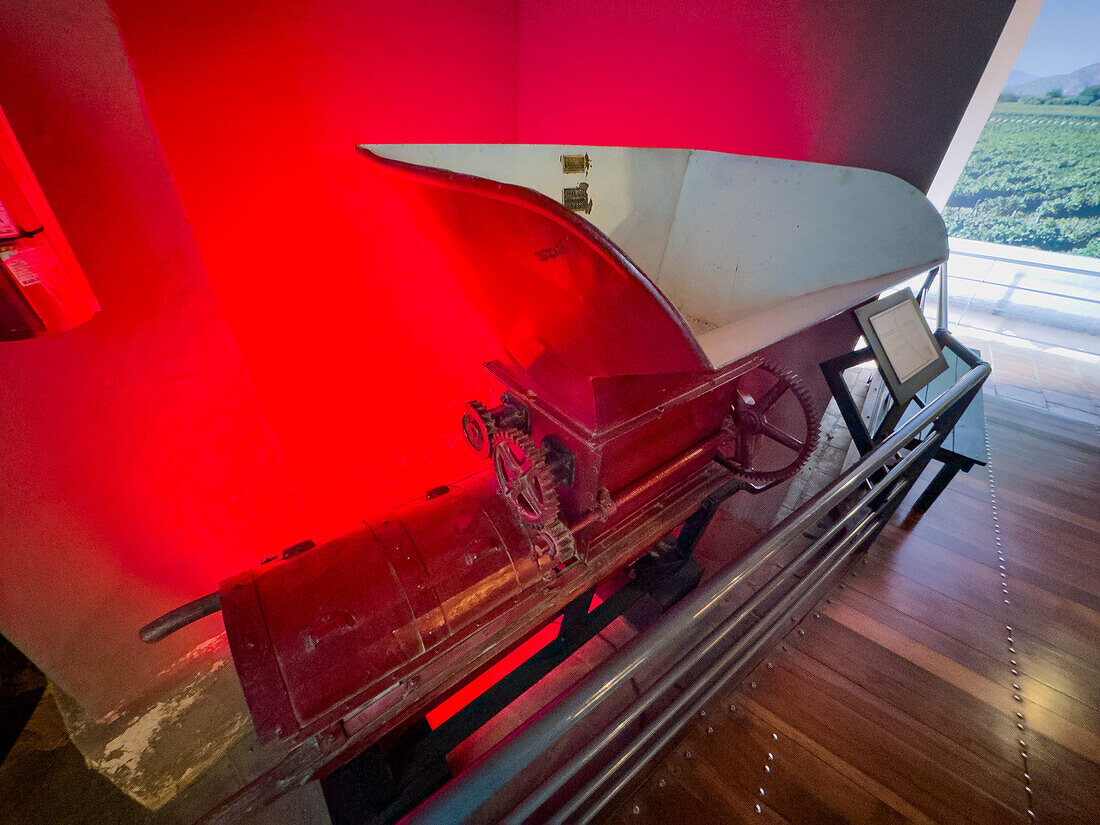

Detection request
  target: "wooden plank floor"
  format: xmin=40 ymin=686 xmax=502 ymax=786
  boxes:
xmin=602 ymin=395 xmax=1100 ymax=824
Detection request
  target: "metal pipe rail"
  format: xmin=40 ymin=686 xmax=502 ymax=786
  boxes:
xmin=403 ymin=334 xmax=989 ymax=825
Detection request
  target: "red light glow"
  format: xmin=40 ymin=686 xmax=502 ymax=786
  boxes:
xmin=425 ymin=593 xmax=604 ymax=728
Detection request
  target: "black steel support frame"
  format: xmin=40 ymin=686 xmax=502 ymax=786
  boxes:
xmin=821 ymin=328 xmax=981 ymax=458
xmin=821 ymin=329 xmax=986 ymax=510
xmin=401 ymin=331 xmax=989 ymax=825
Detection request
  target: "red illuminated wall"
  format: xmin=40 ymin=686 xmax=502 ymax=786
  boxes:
xmin=0 ymin=0 xmax=1013 ymax=718
xmin=0 ymin=1 xmax=308 ymax=716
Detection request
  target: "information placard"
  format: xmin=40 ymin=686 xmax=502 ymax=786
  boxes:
xmin=854 ymin=288 xmax=947 ymax=405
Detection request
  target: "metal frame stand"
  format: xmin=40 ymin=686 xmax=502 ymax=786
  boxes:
xmin=820 ymin=328 xmax=986 ymax=514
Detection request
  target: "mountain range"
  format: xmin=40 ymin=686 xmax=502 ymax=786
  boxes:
xmin=1004 ymin=62 xmax=1100 ymax=96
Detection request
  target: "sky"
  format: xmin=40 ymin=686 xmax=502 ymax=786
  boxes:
xmin=1012 ymin=0 xmax=1100 ymax=78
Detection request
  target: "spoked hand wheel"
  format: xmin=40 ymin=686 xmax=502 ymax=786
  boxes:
xmin=719 ymin=361 xmax=820 ymax=483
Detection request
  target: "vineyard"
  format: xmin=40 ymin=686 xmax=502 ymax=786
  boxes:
xmin=943 ymin=102 xmax=1100 ymax=258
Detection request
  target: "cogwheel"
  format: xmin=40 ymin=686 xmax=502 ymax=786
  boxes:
xmin=461 ymin=400 xmax=497 ymax=459
xmin=492 ymin=428 xmax=560 ymax=525
xmin=719 ymin=360 xmax=821 ymax=484
xmin=532 ymin=518 xmax=576 ymax=565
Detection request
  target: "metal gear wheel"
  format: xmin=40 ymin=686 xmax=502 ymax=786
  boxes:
xmin=719 ymin=361 xmax=820 ymax=484
xmin=492 ymin=428 xmax=560 ymax=525
xmin=461 ymin=400 xmax=497 ymax=459
xmin=532 ymin=518 xmax=576 ymax=565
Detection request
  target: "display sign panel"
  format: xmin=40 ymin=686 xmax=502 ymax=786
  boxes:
xmin=854 ymin=288 xmax=947 ymax=404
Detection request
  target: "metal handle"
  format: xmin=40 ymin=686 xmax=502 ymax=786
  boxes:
xmin=139 ymin=591 xmax=221 ymax=643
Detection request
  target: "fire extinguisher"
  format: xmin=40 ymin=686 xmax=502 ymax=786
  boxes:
xmin=0 ymin=107 xmax=98 ymax=341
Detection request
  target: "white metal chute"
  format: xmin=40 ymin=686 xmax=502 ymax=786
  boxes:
xmin=364 ymin=144 xmax=947 ymax=369
xmin=653 ymin=151 xmax=947 ymax=367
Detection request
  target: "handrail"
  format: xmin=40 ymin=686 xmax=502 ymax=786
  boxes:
xmin=526 ymin=436 xmax=940 ymax=825
xmin=403 ymin=334 xmax=989 ymax=824
xmin=937 ymin=260 xmax=949 ymax=330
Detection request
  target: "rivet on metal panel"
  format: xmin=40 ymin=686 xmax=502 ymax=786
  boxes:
xmin=772 ymin=733 xmax=779 ymax=740
xmin=658 ymin=778 xmax=666 ymax=788
xmin=707 ymin=726 xmax=714 ymax=735
xmin=684 ymin=750 xmax=692 ymax=760
xmin=755 ymin=803 xmax=762 ymax=814
xmin=632 ymin=804 xmax=641 ymax=815
xmin=764 ymin=765 xmax=771 ymax=773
